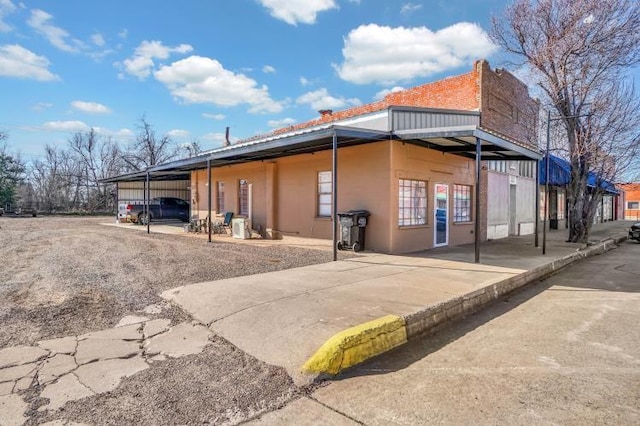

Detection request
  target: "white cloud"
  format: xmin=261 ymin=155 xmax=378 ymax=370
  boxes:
xmin=167 ymin=129 xmax=190 ymax=139
xmin=119 ymin=40 xmax=193 ymax=80
xmin=296 ymin=88 xmax=361 ymax=111
xmin=91 ymin=33 xmax=105 ymax=47
xmin=374 ymin=86 xmax=405 ymax=100
xmin=262 ymin=65 xmax=276 ymax=74
xmin=583 ymin=14 xmax=595 ymax=24
xmin=27 ymin=9 xmax=85 ymax=53
xmin=201 ymin=132 xmax=239 ymax=144
xmin=154 ymin=55 xmax=283 ymax=114
xmin=300 ymin=76 xmax=310 ymax=86
xmin=118 ymin=28 xmax=128 ymax=39
xmin=94 ymin=127 xmax=134 ymax=140
xmin=336 ymin=22 xmax=497 ymax=85
xmin=42 ymin=120 xmax=89 ymax=132
xmin=267 ymin=117 xmax=296 ymax=128
xmin=0 ymin=44 xmax=59 ymax=81
xmin=0 ymin=0 xmax=17 ymax=32
xmin=400 ymin=3 xmax=422 ymax=15
xmin=71 ymin=100 xmax=111 ymax=114
xmin=258 ymin=0 xmax=337 ymax=25
xmin=32 ymin=102 xmax=53 ymax=111
xmin=202 ymin=113 xmax=226 ymax=120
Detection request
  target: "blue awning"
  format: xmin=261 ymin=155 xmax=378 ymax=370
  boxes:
xmin=539 ymin=154 xmax=618 ymax=194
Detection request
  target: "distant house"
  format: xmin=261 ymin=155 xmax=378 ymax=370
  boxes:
xmin=105 ymin=60 xmax=542 ymax=255
xmin=619 ymin=183 xmax=640 ymax=221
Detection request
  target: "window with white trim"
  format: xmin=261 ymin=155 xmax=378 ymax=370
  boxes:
xmin=398 ymin=179 xmax=427 ymax=226
xmin=238 ymin=179 xmax=249 ymax=216
xmin=628 ymin=201 xmax=640 ymax=210
xmin=317 ymin=171 xmax=332 ymax=217
xmin=453 ymin=184 xmax=472 ymax=222
xmin=217 ymin=182 xmax=225 ymax=213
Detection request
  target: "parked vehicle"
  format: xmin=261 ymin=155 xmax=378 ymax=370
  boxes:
xmin=629 ymin=222 xmax=640 ymax=242
xmin=123 ymin=197 xmax=190 ymax=225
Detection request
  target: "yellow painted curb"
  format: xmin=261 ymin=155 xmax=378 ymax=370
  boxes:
xmin=301 ymin=314 xmax=407 ymax=376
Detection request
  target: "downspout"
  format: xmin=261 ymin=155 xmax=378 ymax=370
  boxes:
xmin=207 ymin=158 xmax=212 ymax=243
xmin=332 ymin=131 xmax=338 ymax=262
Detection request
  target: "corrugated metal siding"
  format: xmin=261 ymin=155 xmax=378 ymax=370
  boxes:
xmin=117 ymin=180 xmax=190 ymax=203
xmin=392 ymin=110 xmax=479 ymax=130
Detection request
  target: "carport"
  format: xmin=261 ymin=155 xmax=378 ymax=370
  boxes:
xmin=103 ymin=108 xmax=542 ymax=263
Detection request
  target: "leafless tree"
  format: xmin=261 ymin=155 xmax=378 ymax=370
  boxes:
xmin=30 ymin=145 xmax=84 ymax=212
xmin=122 ymin=116 xmax=179 ymax=171
xmin=179 ymin=139 xmax=204 ymax=158
xmin=492 ymin=0 xmax=640 ymax=242
xmin=69 ymin=129 xmax=123 ymax=211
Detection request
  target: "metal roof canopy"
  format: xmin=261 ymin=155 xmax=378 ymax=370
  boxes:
xmin=395 ymin=126 xmax=542 ymax=161
xmin=101 ymin=126 xmax=392 ymax=183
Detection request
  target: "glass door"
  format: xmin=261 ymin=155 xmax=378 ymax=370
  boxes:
xmin=434 ymin=183 xmax=448 ymax=247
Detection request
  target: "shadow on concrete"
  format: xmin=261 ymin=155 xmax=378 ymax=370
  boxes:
xmin=335 ymin=238 xmax=640 ymax=380
xmin=334 ymin=278 xmax=553 ymax=381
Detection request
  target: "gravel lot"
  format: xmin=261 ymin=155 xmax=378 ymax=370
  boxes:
xmin=0 ymin=215 xmax=341 ymax=424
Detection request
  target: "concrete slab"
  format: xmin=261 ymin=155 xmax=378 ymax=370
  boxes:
xmin=78 ymin=323 xmax=142 ymax=341
xmin=37 ymin=337 xmax=77 ymax=355
xmin=144 ymin=323 xmax=211 ymax=358
xmin=0 ymin=362 xmax=38 ymax=383
xmin=0 ymin=381 xmax=14 ymax=396
xmin=166 ymin=254 xmax=522 ymax=384
xmin=0 ymin=345 xmax=49 ymax=369
xmin=0 ymin=393 xmax=27 ymax=426
xmin=248 ymin=397 xmax=358 ymax=425
xmin=14 ymin=375 xmax=35 ymax=392
xmin=116 ymin=315 xmax=149 ymax=327
xmin=75 ymin=339 xmax=140 ymax=365
xmin=38 ymin=354 xmax=77 ymax=385
xmin=39 ymin=374 xmax=94 ymax=411
xmin=142 ymin=318 xmax=171 ymax=339
xmin=40 ymin=421 xmax=90 ymax=426
xmin=74 ymin=356 xmax=148 ymax=394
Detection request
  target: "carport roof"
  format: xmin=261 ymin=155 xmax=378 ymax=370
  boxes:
xmin=101 ymin=110 xmax=542 ymax=184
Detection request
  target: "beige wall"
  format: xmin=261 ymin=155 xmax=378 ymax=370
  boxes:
xmin=190 ymin=140 xmax=477 ymax=254
xmin=389 ymin=142 xmax=476 ymax=253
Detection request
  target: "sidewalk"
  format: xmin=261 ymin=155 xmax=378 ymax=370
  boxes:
xmin=162 ymin=221 xmax=632 ymax=385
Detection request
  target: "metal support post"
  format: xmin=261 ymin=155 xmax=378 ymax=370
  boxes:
xmin=332 ymin=132 xmax=338 ymax=262
xmin=146 ymin=170 xmax=150 ymax=234
xmin=543 ymin=110 xmax=550 ymax=255
xmin=207 ymin=159 xmax=212 ymax=243
xmin=474 ymin=137 xmax=481 ymax=263
xmin=535 ymin=159 xmax=540 ymax=247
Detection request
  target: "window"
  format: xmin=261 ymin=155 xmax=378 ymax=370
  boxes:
xmin=317 ymin=171 xmax=332 ymax=217
xmin=628 ymin=201 xmax=640 ymax=210
xmin=238 ymin=180 xmax=249 ymax=216
xmin=398 ymin=179 xmax=427 ymax=226
xmin=453 ymin=184 xmax=472 ymax=222
xmin=487 ymin=160 xmax=507 ymax=173
xmin=518 ymin=161 xmax=535 ymax=178
xmin=217 ymin=182 xmax=225 ymax=212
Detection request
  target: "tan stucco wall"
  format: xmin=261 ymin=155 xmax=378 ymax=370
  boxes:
xmin=190 ymin=140 xmax=476 ymax=254
xmin=389 ymin=142 xmax=476 ymax=253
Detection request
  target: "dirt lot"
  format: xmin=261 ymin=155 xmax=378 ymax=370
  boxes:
xmin=0 ymin=216 xmax=342 ymax=424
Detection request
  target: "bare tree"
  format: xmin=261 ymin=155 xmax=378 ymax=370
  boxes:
xmin=69 ymin=129 xmax=123 ymax=211
xmin=179 ymin=139 xmax=204 ymax=158
xmin=31 ymin=145 xmax=84 ymax=212
xmin=492 ymin=0 xmax=640 ymax=242
xmin=122 ymin=116 xmax=179 ymax=171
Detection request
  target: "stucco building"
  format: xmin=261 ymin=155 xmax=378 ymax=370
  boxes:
xmin=108 ymin=60 xmax=542 ymax=255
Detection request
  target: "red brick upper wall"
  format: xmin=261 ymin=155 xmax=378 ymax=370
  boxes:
xmin=246 ymin=60 xmax=538 ymax=149
xmin=478 ymin=60 xmax=539 ymax=148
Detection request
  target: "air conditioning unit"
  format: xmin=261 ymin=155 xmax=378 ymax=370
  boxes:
xmin=232 ymin=218 xmax=251 ymax=239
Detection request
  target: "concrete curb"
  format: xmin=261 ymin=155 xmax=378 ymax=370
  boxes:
xmin=301 ymin=233 xmax=628 ymax=379
xmin=301 ymin=315 xmax=407 ymax=376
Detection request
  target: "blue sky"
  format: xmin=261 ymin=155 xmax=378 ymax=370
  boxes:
xmin=1 ymin=0 xmax=515 ymax=162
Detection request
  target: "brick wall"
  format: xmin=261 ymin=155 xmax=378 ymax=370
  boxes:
xmin=477 ymin=60 xmax=539 ymax=149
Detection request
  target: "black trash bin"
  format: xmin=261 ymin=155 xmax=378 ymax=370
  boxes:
xmin=337 ymin=210 xmax=370 ymax=252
